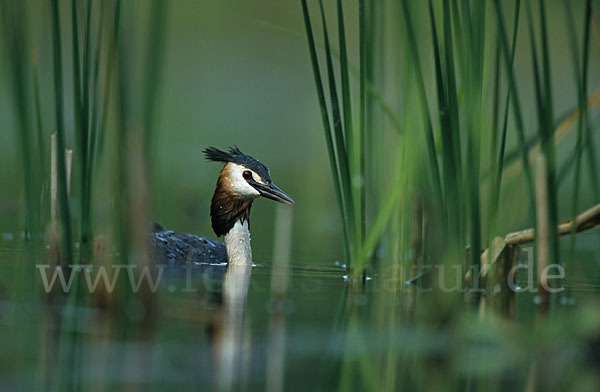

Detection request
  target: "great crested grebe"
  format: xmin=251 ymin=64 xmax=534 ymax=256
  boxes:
xmin=151 ymin=146 xmax=295 ymax=265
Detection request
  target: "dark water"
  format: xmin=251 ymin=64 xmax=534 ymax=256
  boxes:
xmin=1 ymin=232 xmax=599 ymax=391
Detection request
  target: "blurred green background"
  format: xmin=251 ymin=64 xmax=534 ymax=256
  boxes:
xmin=1 ymin=1 xmax=600 ymax=391
xmin=1 ymin=0 xmax=599 ymax=267
xmin=0 ymin=0 xmax=342 ymax=264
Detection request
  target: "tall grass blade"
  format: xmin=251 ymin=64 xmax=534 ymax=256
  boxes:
xmin=525 ymin=0 xmax=559 ymax=269
xmin=492 ymin=0 xmax=536 ymax=221
xmin=83 ymin=0 xmax=105 ymax=252
xmin=50 ymin=0 xmax=74 ymax=266
xmin=336 ymin=0 xmax=352 ymax=159
xmin=427 ymin=0 xmax=449 ymax=220
xmin=71 ymin=0 xmax=85 ymax=210
xmin=81 ymin=0 xmax=94 ymax=262
xmin=0 ymin=1 xmax=40 ymax=237
xmin=86 ymin=1 xmax=102 ymax=177
xmin=489 ymin=0 xmax=521 ymax=242
xmin=32 ymin=49 xmax=46 ymax=179
xmin=463 ymin=0 xmax=486 ymax=273
xmin=143 ymin=0 xmax=168 ymax=158
xmin=400 ymin=0 xmax=443 ymax=210
xmin=583 ymin=9 xmax=600 ymax=201
xmin=316 ymin=0 xmax=357 ymax=262
xmin=442 ymin=0 xmax=463 ymax=196
xmin=300 ymin=0 xmax=351 ymax=264
xmin=95 ymin=0 xmax=122 ymax=182
xmin=537 ymin=1 xmax=559 ymax=267
xmin=358 ymin=0 xmax=366 ymax=248
xmin=336 ymin=0 xmax=361 ymax=249
xmin=564 ymin=0 xmax=593 ymax=264
xmin=115 ymin=1 xmax=131 ymax=276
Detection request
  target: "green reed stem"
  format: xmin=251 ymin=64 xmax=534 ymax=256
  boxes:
xmin=400 ymin=0 xmax=443 ymax=211
xmin=358 ymin=0 xmax=367 ymax=250
xmin=50 ymin=0 xmax=73 ymax=266
xmin=564 ymin=0 xmax=592 ymax=262
xmin=32 ymin=49 xmax=46 ymax=177
xmin=143 ymin=0 xmax=168 ymax=159
xmin=337 ymin=0 xmax=360 ymax=250
xmin=493 ymin=0 xmax=536 ymax=223
xmin=488 ymin=0 xmax=520 ymax=250
xmin=1 ymin=1 xmax=40 ymax=237
xmin=301 ymin=0 xmax=351 ymax=264
xmin=317 ymin=0 xmax=357 ymax=259
xmin=525 ymin=0 xmax=558 ymax=267
xmin=94 ymin=0 xmax=121 ymax=182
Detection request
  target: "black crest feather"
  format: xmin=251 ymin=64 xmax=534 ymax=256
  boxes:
xmin=203 ymin=146 xmax=242 ymax=163
xmin=203 ymin=146 xmax=272 ymax=184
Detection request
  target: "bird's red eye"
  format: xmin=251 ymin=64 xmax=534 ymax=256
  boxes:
xmin=242 ymin=170 xmax=253 ymax=180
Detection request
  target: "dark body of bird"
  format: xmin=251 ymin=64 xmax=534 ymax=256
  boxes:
xmin=151 ymin=222 xmax=227 ymax=265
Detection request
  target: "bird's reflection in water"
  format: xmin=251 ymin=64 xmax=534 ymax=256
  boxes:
xmin=140 ymin=258 xmax=256 ymax=390
xmin=217 ymin=263 xmax=253 ymax=391
xmin=164 ymin=262 xmax=253 ymax=389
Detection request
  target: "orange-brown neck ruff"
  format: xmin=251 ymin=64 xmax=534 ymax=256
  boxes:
xmin=210 ymin=165 xmax=253 ymax=237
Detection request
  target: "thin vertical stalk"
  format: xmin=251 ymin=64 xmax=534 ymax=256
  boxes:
xmin=525 ymin=0 xmax=558 ymax=269
xmin=143 ymin=0 xmax=168 ymax=158
xmin=32 ymin=49 xmax=46 ymax=176
xmin=464 ymin=0 xmax=485 ymax=276
xmin=1 ymin=1 xmax=40 ymax=237
xmin=337 ymin=0 xmax=359 ymax=248
xmin=317 ymin=0 xmax=357 ymax=264
xmin=437 ymin=0 xmax=465 ymax=259
xmin=336 ymin=0 xmax=352 ymax=166
xmin=358 ymin=0 xmax=367 ymax=248
xmin=490 ymin=0 xmax=521 ymax=234
xmin=95 ymin=0 xmax=122 ymax=181
xmin=442 ymin=0 xmax=463 ymax=193
xmin=538 ymin=0 xmax=559 ymax=269
xmin=487 ymin=0 xmax=521 ymax=286
xmin=300 ymin=0 xmax=351 ymax=264
xmin=400 ymin=0 xmax=443 ymax=210
xmin=564 ymin=0 xmax=592 ymax=263
xmin=50 ymin=0 xmax=73 ymax=266
xmin=427 ymin=0 xmax=453 ymax=224
xmin=80 ymin=0 xmax=93 ymax=262
xmin=86 ymin=1 xmax=103 ymax=178
xmin=587 ymin=14 xmax=600 ymax=200
xmin=493 ymin=0 xmax=536 ymax=223
xmin=71 ymin=0 xmax=85 ymax=210
xmin=488 ymin=41 xmax=502 ymax=242
xmin=84 ymin=0 xmax=104 ymax=247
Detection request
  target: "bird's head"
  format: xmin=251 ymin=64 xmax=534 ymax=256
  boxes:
xmin=204 ymin=146 xmax=294 ymax=237
xmin=204 ymin=146 xmax=295 ymax=205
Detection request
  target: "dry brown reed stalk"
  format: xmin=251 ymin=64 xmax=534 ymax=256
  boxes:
xmin=479 ymin=240 xmax=520 ymax=318
xmin=50 ymin=133 xmax=58 ymax=258
xmin=466 ymin=201 xmax=600 ymax=292
xmin=49 ymin=133 xmax=72 ymax=266
xmin=65 ymin=149 xmax=72 ymax=195
xmin=504 ymin=203 xmax=600 ymax=245
xmin=126 ymin=130 xmax=154 ymax=322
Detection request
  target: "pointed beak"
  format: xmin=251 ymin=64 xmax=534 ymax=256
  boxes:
xmin=250 ymin=181 xmax=295 ymax=205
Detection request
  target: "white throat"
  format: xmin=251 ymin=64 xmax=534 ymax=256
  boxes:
xmin=224 ymin=219 xmax=252 ymax=265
